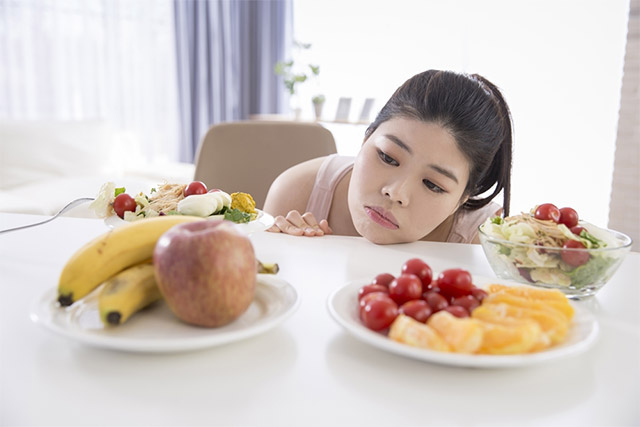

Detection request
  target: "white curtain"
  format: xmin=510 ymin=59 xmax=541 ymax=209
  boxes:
xmin=0 ymin=0 xmax=181 ymax=164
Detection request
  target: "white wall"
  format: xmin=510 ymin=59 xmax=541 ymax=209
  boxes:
xmin=292 ymin=0 xmax=630 ymax=227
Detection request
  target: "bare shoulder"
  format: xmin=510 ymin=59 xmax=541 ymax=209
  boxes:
xmin=263 ymin=156 xmax=328 ymax=216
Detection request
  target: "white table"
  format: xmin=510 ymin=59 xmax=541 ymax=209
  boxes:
xmin=1 ymin=213 xmax=638 ymax=426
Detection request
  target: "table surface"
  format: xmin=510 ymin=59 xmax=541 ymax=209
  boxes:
xmin=1 ymin=213 xmax=639 ymax=426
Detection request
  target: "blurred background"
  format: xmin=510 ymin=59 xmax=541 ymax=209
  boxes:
xmin=0 ymin=0 xmax=636 ymax=241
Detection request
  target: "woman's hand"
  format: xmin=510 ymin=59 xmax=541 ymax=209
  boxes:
xmin=267 ymin=210 xmax=332 ymax=237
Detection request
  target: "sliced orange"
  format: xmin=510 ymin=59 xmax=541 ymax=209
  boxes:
xmin=388 ymin=314 xmax=451 ymax=352
xmin=427 ymin=311 xmax=484 ymax=354
xmin=474 ymin=315 xmax=544 ymax=354
xmin=483 ymin=291 xmax=574 ymax=321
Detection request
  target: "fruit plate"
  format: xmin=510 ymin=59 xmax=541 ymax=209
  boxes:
xmin=327 ymin=276 xmax=599 ymax=368
xmin=104 ymin=209 xmax=275 ymax=234
xmin=30 ymin=274 xmax=299 ymax=353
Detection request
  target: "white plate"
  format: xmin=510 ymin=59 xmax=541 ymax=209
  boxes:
xmin=105 ymin=209 xmax=275 ymax=234
xmin=31 ymin=274 xmax=299 ymax=353
xmin=327 ymin=276 xmax=599 ymax=368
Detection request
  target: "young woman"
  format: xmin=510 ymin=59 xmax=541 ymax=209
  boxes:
xmin=263 ymin=69 xmax=513 ymax=244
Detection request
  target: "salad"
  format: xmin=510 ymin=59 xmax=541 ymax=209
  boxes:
xmin=479 ymin=203 xmax=624 ymax=289
xmin=90 ymin=180 xmax=258 ymax=224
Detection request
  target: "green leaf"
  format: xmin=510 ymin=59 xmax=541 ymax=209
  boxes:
xmin=223 ymin=208 xmax=251 ymax=224
xmin=490 ymin=216 xmax=504 ymax=225
xmin=114 ymin=187 xmax=126 ymax=197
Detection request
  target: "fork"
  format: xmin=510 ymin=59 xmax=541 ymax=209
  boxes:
xmin=0 ymin=197 xmax=96 ymax=234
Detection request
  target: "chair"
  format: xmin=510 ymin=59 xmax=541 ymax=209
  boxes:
xmin=193 ymin=120 xmax=337 ymax=209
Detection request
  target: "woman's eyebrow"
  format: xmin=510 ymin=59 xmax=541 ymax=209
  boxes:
xmin=385 ymin=134 xmax=412 ymax=153
xmin=429 ymin=164 xmax=459 ymax=184
xmin=385 ymin=133 xmax=459 ymax=184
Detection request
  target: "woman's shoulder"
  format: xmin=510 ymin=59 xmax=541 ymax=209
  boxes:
xmin=262 ymin=155 xmax=332 ymax=216
xmin=449 ymin=202 xmax=502 ymax=244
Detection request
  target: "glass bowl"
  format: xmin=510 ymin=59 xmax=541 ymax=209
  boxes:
xmin=478 ymin=223 xmax=632 ymax=299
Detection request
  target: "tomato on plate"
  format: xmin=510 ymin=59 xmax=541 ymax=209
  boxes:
xmin=399 ymin=299 xmax=432 ymax=323
xmin=401 ymin=258 xmax=433 ymax=289
xmin=437 ymin=268 xmax=474 ymax=299
xmin=534 ymin=203 xmax=561 ymax=223
xmin=113 ymin=193 xmax=137 ymax=218
xmin=184 ymin=181 xmax=208 ymax=197
xmin=360 ymin=296 xmax=398 ymax=331
xmin=388 ymin=274 xmax=423 ymax=305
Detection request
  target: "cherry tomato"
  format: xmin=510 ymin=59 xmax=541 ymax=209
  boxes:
xmin=571 ymin=225 xmax=586 ymax=236
xmin=443 ymin=305 xmax=469 ymax=318
xmin=399 ymin=299 xmax=433 ymax=323
xmin=358 ymin=284 xmax=389 ymax=300
xmin=558 ymin=207 xmax=579 ymax=228
xmin=184 ymin=181 xmax=208 ymax=197
xmin=423 ymin=291 xmax=449 ymax=312
xmin=113 ymin=193 xmax=137 ymax=219
xmin=437 ymin=268 xmax=474 ymax=298
xmin=371 ymin=273 xmax=395 ymax=288
xmin=359 ymin=292 xmax=391 ymax=319
xmin=388 ymin=274 xmax=423 ymax=305
xmin=401 ymin=258 xmax=433 ymax=289
xmin=470 ymin=288 xmax=488 ymax=302
xmin=361 ymin=297 xmax=398 ymax=331
xmin=534 ymin=203 xmax=561 ymax=223
xmin=561 ymin=240 xmax=590 ymax=267
xmin=451 ymin=295 xmax=481 ymax=313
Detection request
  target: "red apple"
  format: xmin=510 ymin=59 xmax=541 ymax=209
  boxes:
xmin=153 ymin=220 xmax=256 ymax=327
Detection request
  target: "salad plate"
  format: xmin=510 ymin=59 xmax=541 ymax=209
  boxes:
xmin=30 ymin=274 xmax=299 ymax=353
xmin=104 ymin=209 xmax=275 ymax=234
xmin=327 ymin=276 xmax=599 ymax=368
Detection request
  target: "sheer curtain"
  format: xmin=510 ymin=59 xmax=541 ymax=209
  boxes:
xmin=0 ymin=0 xmax=181 ymax=165
xmin=174 ymin=0 xmax=292 ymax=162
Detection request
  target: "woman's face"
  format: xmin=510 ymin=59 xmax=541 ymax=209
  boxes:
xmin=348 ymin=117 xmax=470 ymax=244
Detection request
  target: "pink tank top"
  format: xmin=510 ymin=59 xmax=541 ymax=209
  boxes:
xmin=306 ymin=154 xmax=501 ymax=243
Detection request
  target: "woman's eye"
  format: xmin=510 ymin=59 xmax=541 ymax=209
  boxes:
xmin=377 ymin=150 xmax=398 ymax=166
xmin=423 ymin=179 xmax=445 ymax=194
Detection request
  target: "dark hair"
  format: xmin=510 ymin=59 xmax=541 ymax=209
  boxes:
xmin=365 ymin=70 xmax=513 ymax=216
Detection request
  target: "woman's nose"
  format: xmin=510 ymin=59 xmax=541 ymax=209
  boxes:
xmin=383 ymin=181 xmax=410 ymax=206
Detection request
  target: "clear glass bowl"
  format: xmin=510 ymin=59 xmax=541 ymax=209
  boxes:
xmin=478 ymin=224 xmax=632 ymax=299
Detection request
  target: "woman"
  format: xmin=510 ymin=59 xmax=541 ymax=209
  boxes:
xmin=263 ymin=69 xmax=513 ymax=244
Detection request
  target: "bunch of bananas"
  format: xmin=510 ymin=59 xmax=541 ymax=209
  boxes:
xmin=57 ymin=215 xmax=279 ymax=327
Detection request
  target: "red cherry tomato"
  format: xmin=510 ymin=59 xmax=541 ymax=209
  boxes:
xmin=113 ymin=193 xmax=137 ymax=219
xmin=399 ymin=299 xmax=433 ymax=323
xmin=371 ymin=273 xmax=395 ymax=288
xmin=388 ymin=274 xmax=423 ymax=305
xmin=437 ymin=268 xmax=474 ymax=298
xmin=470 ymin=288 xmax=488 ymax=302
xmin=358 ymin=284 xmax=389 ymax=300
xmin=184 ymin=181 xmax=208 ymax=197
xmin=571 ymin=225 xmax=586 ymax=236
xmin=359 ymin=292 xmax=391 ymax=319
xmin=558 ymin=207 xmax=579 ymax=228
xmin=401 ymin=258 xmax=433 ymax=289
xmin=423 ymin=291 xmax=449 ymax=312
xmin=451 ymin=295 xmax=481 ymax=313
xmin=534 ymin=203 xmax=561 ymax=223
xmin=561 ymin=240 xmax=590 ymax=267
xmin=361 ymin=297 xmax=398 ymax=331
xmin=443 ymin=305 xmax=469 ymax=318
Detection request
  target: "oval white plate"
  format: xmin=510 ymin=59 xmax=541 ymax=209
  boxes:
xmin=105 ymin=209 xmax=275 ymax=234
xmin=327 ymin=276 xmax=599 ymax=368
xmin=31 ymin=274 xmax=299 ymax=353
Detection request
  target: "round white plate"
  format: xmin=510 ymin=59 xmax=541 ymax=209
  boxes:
xmin=31 ymin=274 xmax=299 ymax=353
xmin=327 ymin=276 xmax=599 ymax=368
xmin=105 ymin=209 xmax=275 ymax=234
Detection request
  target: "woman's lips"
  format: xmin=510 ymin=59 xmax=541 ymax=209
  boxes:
xmin=364 ymin=206 xmax=399 ymax=230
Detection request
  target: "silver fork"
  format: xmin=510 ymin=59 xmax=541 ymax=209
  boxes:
xmin=0 ymin=197 xmax=96 ymax=234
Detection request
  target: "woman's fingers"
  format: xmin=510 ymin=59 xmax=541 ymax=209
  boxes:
xmin=266 ymin=211 xmax=329 ymax=237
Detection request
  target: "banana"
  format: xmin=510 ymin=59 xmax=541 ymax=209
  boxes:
xmin=98 ymin=262 xmax=162 ymax=326
xmin=57 ymin=215 xmax=203 ymax=306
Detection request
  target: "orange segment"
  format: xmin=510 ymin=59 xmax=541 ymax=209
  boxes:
xmin=483 ymin=291 xmax=574 ymax=321
xmin=388 ymin=314 xmax=451 ymax=352
xmin=474 ymin=315 xmax=544 ymax=354
xmin=427 ymin=311 xmax=483 ymax=354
